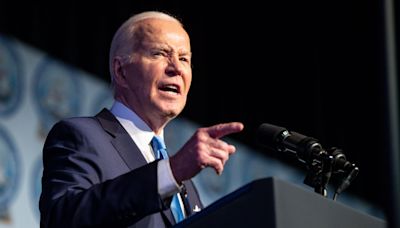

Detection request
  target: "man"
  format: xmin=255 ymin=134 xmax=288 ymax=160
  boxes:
xmin=39 ymin=11 xmax=244 ymax=228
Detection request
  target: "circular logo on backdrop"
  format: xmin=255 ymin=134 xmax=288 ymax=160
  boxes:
xmin=30 ymin=156 xmax=43 ymax=221
xmin=0 ymin=125 xmax=20 ymax=218
xmin=32 ymin=57 xmax=82 ymax=137
xmin=0 ymin=36 xmax=23 ymax=117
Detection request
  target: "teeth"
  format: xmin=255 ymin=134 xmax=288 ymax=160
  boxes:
xmin=161 ymin=84 xmax=179 ymax=93
xmin=165 ymin=85 xmax=177 ymax=90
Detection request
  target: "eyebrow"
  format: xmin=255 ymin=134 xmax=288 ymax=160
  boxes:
xmin=151 ymin=45 xmax=192 ymax=57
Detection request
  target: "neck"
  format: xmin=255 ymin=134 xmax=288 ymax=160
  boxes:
xmin=114 ymin=95 xmax=169 ymax=134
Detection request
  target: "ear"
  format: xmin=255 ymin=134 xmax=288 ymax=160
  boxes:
xmin=112 ymin=56 xmax=129 ymax=88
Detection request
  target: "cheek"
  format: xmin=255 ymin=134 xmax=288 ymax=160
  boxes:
xmin=128 ymin=65 xmax=155 ymax=89
xmin=186 ymin=74 xmax=192 ymax=93
xmin=183 ymin=68 xmax=192 ymax=94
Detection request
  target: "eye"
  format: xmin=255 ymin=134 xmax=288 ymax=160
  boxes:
xmin=151 ymin=50 xmax=168 ymax=57
xmin=179 ymin=57 xmax=189 ymax=62
xmin=179 ymin=54 xmax=192 ymax=64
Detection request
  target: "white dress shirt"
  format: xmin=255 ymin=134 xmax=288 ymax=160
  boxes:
xmin=110 ymin=101 xmax=181 ymax=198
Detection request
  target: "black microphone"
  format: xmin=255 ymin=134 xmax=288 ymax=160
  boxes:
xmin=257 ymin=123 xmax=359 ymax=199
xmin=256 ymin=123 xmax=355 ymax=171
xmin=256 ymin=123 xmax=323 ymax=164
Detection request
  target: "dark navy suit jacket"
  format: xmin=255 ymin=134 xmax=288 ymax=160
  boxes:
xmin=39 ymin=109 xmax=203 ymax=228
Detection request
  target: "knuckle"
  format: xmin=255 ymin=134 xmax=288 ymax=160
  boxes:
xmin=197 ymin=143 xmax=208 ymax=152
xmin=195 ymin=130 xmax=208 ymax=142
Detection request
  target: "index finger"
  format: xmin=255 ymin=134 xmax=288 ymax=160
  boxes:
xmin=207 ymin=122 xmax=244 ymax=139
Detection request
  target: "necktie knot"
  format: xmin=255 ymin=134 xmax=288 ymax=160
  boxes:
xmin=152 ymin=135 xmax=166 ymax=150
xmin=151 ymin=135 xmax=168 ymax=159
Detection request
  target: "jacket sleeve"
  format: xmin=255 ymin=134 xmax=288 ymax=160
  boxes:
xmin=39 ymin=120 xmax=167 ymax=228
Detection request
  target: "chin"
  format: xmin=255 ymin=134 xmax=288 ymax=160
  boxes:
xmin=167 ymin=108 xmax=181 ymax=117
xmin=161 ymin=103 xmax=184 ymax=115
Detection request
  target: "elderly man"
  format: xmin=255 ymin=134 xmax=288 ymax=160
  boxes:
xmin=39 ymin=11 xmax=243 ymax=228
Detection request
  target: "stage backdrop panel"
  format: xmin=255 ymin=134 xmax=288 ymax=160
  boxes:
xmin=0 ymin=34 xmax=384 ymax=228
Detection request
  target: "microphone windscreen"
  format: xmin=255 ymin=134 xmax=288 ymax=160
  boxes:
xmin=256 ymin=123 xmax=287 ymax=149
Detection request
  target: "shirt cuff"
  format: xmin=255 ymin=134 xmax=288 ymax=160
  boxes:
xmin=157 ymin=159 xmax=181 ymax=198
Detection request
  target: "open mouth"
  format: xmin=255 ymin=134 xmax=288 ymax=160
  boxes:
xmin=159 ymin=84 xmax=180 ymax=94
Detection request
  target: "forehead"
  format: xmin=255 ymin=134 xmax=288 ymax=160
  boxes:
xmin=132 ymin=19 xmax=191 ymax=51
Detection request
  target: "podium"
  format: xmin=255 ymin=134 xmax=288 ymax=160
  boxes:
xmin=175 ymin=177 xmax=386 ymax=228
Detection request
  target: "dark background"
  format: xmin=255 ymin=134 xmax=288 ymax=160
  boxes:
xmin=1 ymin=0 xmax=399 ymax=222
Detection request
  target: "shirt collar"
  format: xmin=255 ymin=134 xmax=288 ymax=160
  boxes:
xmin=110 ymin=100 xmax=164 ymax=146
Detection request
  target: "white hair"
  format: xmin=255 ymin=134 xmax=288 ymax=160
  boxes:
xmin=108 ymin=11 xmax=183 ymax=87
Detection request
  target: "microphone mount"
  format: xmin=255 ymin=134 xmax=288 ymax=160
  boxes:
xmin=257 ymin=123 xmax=359 ymax=200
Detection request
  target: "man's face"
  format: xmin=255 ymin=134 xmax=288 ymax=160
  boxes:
xmin=121 ymin=18 xmax=192 ymax=126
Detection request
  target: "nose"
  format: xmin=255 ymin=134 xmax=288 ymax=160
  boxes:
xmin=165 ymin=55 xmax=184 ymax=76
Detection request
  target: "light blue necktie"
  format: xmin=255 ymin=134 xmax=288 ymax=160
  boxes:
xmin=151 ymin=135 xmax=185 ymax=223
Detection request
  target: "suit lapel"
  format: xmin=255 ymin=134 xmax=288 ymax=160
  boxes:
xmin=95 ymin=109 xmax=203 ymax=226
xmin=95 ymin=109 xmax=147 ymax=170
xmin=96 ymin=109 xmax=177 ymax=226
